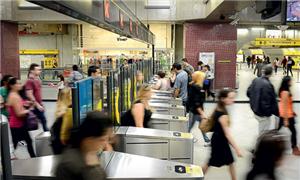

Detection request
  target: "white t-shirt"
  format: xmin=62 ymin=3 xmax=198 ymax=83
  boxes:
xmin=155 ymin=78 xmax=170 ymax=91
xmin=57 ymin=81 xmax=65 ymax=90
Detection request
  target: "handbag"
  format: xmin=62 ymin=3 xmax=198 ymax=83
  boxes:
xmin=199 ymin=117 xmax=214 ymax=133
xmin=26 ymin=110 xmax=39 ymax=131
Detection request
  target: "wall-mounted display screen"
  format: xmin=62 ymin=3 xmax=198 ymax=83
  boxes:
xmin=287 ymin=0 xmax=300 ymax=22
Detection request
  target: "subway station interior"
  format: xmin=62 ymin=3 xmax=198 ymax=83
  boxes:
xmin=1 ymin=0 xmax=300 ymax=180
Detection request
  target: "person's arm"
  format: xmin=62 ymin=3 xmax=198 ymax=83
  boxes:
xmin=219 ymin=115 xmax=242 ymax=157
xmin=281 ymin=91 xmax=290 ymax=126
xmin=60 ymin=108 xmax=73 ymax=145
xmin=173 ymin=78 xmax=181 ymax=98
xmin=11 ymin=95 xmax=29 ymax=117
xmin=131 ymin=103 xmax=145 ymax=127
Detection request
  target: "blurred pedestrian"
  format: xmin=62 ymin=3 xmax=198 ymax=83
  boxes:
xmin=202 ymin=89 xmax=242 ymax=180
xmin=286 ymin=56 xmax=295 ymax=77
xmin=246 ymin=130 xmax=286 ymax=180
xmin=173 ymin=63 xmax=189 ymax=107
xmin=121 ymin=84 xmax=152 ymax=128
xmin=273 ymin=58 xmax=280 ymax=75
xmin=25 ymin=63 xmax=49 ymax=131
xmin=246 ymin=56 xmax=251 ymax=68
xmin=55 ymin=111 xmax=113 ymax=180
xmin=188 ymin=71 xmax=210 ymax=143
xmin=0 ymin=74 xmax=13 ymax=117
xmin=254 ymin=58 xmax=264 ymax=77
xmin=202 ymin=65 xmax=215 ymax=98
xmin=7 ymin=77 xmax=36 ymax=158
xmin=281 ymin=57 xmax=287 ymax=75
xmin=278 ymin=76 xmax=300 ymax=155
xmin=69 ymin=65 xmax=83 ymax=82
xmin=248 ymin=65 xmax=279 ymax=135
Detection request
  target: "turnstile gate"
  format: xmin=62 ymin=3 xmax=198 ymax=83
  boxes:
xmin=149 ymin=103 xmax=185 ymax=116
xmin=149 ymin=113 xmax=189 ymax=132
xmin=150 ymin=96 xmax=182 ymax=105
xmin=12 ymin=151 xmax=203 ymax=179
xmin=152 ymin=89 xmax=173 ymax=97
xmin=115 ymin=126 xmax=193 ymax=163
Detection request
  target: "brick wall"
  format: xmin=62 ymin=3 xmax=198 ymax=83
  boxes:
xmin=1 ymin=21 xmax=20 ymax=78
xmin=184 ymin=23 xmax=237 ymax=89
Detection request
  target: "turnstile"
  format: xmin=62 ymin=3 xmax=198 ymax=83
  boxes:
xmin=152 ymin=89 xmax=173 ymax=97
xmin=149 ymin=103 xmax=185 ymax=116
xmin=35 ymin=132 xmax=52 ymax=157
xmin=12 ymin=152 xmax=204 ymax=179
xmin=149 ymin=113 xmax=189 ymax=132
xmin=150 ymin=95 xmax=182 ymax=105
xmin=115 ymin=126 xmax=193 ymax=163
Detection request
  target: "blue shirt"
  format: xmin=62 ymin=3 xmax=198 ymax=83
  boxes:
xmin=174 ymin=70 xmax=188 ymax=101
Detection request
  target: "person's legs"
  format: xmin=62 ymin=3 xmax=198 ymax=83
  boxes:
xmin=22 ymin=128 xmax=36 ymax=157
xmin=278 ymin=117 xmax=284 ymax=130
xmin=202 ymin=164 xmax=209 ymax=174
xmin=229 ymin=164 xmax=237 ymax=180
xmin=10 ymin=128 xmax=20 ymax=149
xmin=288 ymin=118 xmax=297 ymax=149
xmin=188 ymin=113 xmax=197 ymax=132
xmin=290 ymin=68 xmax=293 ymax=77
xmin=34 ymin=108 xmax=49 ymax=131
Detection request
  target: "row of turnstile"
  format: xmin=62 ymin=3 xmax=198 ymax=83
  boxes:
xmin=9 ymin=89 xmax=204 ymax=179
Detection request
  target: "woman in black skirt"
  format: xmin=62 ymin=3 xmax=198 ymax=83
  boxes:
xmin=202 ymin=89 xmax=242 ymax=180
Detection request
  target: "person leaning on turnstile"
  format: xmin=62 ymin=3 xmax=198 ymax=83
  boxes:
xmin=188 ymin=71 xmax=210 ymax=143
xmin=121 ymin=84 xmax=152 ymax=128
xmin=50 ymin=88 xmax=73 ymax=154
xmin=55 ymin=111 xmax=113 ymax=180
xmin=172 ymin=63 xmax=188 ymax=107
xmin=152 ymin=71 xmax=170 ymax=91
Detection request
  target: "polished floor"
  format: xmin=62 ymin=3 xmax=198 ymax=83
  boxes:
xmin=12 ymin=66 xmax=300 ymax=180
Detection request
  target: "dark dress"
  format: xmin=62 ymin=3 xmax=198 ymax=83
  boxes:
xmin=208 ymin=110 xmax=234 ymax=167
xmin=121 ymin=100 xmax=152 ymax=128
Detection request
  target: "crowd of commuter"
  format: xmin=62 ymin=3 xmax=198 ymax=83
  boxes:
xmin=0 ymin=56 xmax=299 ymax=180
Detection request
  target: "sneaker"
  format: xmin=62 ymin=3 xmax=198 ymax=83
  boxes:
xmin=292 ymin=147 xmax=300 ymax=156
xmin=18 ymin=141 xmax=27 ymax=146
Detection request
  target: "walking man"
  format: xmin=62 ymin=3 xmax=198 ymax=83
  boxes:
xmin=247 ymin=65 xmax=279 ymax=135
xmin=25 ymin=63 xmax=49 ymax=131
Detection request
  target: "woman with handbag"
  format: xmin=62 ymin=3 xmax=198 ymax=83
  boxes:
xmin=6 ymin=77 xmax=36 ymax=158
xmin=188 ymin=71 xmax=210 ymax=143
xmin=202 ymin=89 xmax=242 ymax=180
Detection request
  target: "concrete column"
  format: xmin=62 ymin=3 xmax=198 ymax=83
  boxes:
xmin=0 ymin=21 xmax=20 ymax=78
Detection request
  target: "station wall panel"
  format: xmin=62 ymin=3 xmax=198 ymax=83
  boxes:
xmin=184 ymin=23 xmax=237 ymax=89
xmin=0 ymin=21 xmax=20 ymax=78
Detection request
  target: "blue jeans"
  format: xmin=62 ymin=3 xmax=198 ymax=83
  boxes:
xmin=189 ymin=113 xmax=210 ymax=143
xmin=33 ymin=108 xmax=49 ymax=131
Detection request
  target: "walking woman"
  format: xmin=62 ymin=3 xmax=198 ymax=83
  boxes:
xmin=6 ymin=77 xmax=36 ymax=158
xmin=188 ymin=71 xmax=210 ymax=143
xmin=278 ymin=76 xmax=300 ymax=155
xmin=202 ymin=89 xmax=242 ymax=180
xmin=121 ymin=84 xmax=152 ymax=128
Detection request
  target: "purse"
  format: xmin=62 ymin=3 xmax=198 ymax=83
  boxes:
xmin=199 ymin=117 xmax=214 ymax=133
xmin=26 ymin=110 xmax=39 ymax=131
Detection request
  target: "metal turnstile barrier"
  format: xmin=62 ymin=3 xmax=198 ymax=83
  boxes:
xmin=149 ymin=113 xmax=189 ymax=132
xmin=152 ymin=89 xmax=173 ymax=97
xmin=115 ymin=126 xmax=193 ymax=163
xmin=149 ymin=103 xmax=185 ymax=116
xmin=35 ymin=132 xmax=52 ymax=157
xmin=12 ymin=151 xmax=203 ymax=179
xmin=150 ymin=95 xmax=182 ymax=105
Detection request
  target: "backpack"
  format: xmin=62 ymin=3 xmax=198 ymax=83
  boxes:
xmin=50 ymin=117 xmax=64 ymax=154
xmin=291 ymin=60 xmax=295 ymax=66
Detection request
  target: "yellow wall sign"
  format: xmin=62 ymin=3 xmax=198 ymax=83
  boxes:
xmin=19 ymin=49 xmax=59 ymax=55
xmin=255 ymin=38 xmax=300 ymax=47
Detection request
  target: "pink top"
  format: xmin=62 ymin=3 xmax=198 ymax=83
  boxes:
xmin=8 ymin=101 xmax=25 ymax=128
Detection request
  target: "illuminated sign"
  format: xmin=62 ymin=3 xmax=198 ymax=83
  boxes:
xmin=255 ymin=38 xmax=300 ymax=47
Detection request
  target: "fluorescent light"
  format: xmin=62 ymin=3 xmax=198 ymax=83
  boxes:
xmin=251 ymin=27 xmax=265 ymax=31
xmin=237 ymin=28 xmax=249 ymax=35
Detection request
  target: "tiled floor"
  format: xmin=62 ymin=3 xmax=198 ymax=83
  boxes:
xmin=13 ymin=66 xmax=300 ymax=179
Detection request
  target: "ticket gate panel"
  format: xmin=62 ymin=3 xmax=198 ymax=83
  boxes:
xmin=150 ymin=103 xmax=185 ymax=116
xmin=125 ymin=137 xmax=169 ymax=160
xmin=150 ymin=96 xmax=182 ymax=106
xmin=106 ymin=152 xmax=203 ymax=179
xmin=169 ymin=140 xmax=193 ymax=164
xmin=150 ymin=114 xmax=189 ymax=132
xmin=35 ymin=132 xmax=52 ymax=157
xmin=149 ymin=120 xmax=169 ymax=131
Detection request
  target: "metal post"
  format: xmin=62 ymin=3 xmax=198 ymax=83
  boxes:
xmin=1 ymin=122 xmax=12 ymax=180
xmin=152 ymin=44 xmax=155 ymax=75
xmin=72 ymin=87 xmax=80 ymax=128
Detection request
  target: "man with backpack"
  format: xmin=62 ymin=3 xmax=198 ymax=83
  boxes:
xmin=287 ymin=56 xmax=295 ymax=77
xmin=247 ymin=65 xmax=279 ymax=135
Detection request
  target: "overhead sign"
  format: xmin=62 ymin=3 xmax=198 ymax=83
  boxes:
xmin=19 ymin=49 xmax=59 ymax=55
xmin=255 ymin=38 xmax=300 ymax=47
xmin=28 ymin=0 xmax=154 ymax=44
